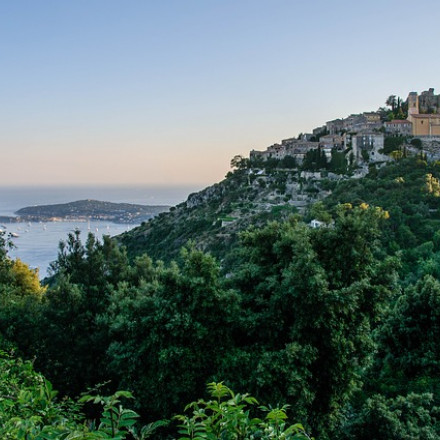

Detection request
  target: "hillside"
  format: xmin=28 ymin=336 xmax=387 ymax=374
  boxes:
xmin=118 ymin=164 xmax=334 ymax=263
xmin=119 ymin=156 xmax=440 ymax=267
xmin=322 ymin=158 xmax=440 ymax=240
xmin=5 ymin=155 xmax=440 ymax=439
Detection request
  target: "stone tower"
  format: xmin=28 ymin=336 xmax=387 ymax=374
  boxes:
xmin=407 ymin=92 xmax=419 ymax=117
xmin=419 ymin=88 xmax=439 ymax=113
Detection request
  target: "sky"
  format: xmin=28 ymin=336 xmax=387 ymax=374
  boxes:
xmin=1 ymin=0 xmax=440 ymax=186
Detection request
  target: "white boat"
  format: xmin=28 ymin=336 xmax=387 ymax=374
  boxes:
xmin=10 ymin=232 xmax=19 ymax=238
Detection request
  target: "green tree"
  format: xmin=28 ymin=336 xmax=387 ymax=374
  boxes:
xmin=224 ymin=206 xmax=397 ymax=437
xmin=0 ymin=230 xmax=14 ymax=285
xmin=411 ymin=138 xmax=422 ymax=148
xmin=308 ymin=201 xmax=332 ymax=224
xmin=342 ymin=393 xmax=440 ymax=440
xmin=376 ymin=275 xmax=440 ymax=387
xmin=386 ymin=95 xmax=397 ymax=112
xmin=0 ymin=351 xmax=161 ymax=439
xmin=104 ymin=245 xmax=238 ymax=420
xmin=35 ymin=231 xmax=132 ymax=397
xmin=302 ymin=148 xmax=327 ymax=171
xmin=230 ymin=155 xmax=250 ymax=171
xmin=329 ymin=150 xmax=347 ymax=174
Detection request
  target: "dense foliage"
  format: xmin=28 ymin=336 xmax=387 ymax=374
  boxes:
xmin=3 ymin=157 xmax=440 ymax=438
xmin=0 ymin=350 xmax=147 ymax=439
xmin=1 ymin=352 xmax=304 ymax=439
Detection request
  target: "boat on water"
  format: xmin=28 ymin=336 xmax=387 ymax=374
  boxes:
xmin=10 ymin=232 xmax=19 ymax=238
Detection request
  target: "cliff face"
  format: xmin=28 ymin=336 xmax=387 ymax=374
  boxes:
xmin=185 ymin=183 xmax=226 ymax=209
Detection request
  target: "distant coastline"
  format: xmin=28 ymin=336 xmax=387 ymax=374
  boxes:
xmin=0 ymin=184 xmax=203 ymax=217
xmin=2 ymin=199 xmax=170 ymax=225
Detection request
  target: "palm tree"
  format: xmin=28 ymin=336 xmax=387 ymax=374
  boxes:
xmin=386 ymin=95 xmax=397 ymax=112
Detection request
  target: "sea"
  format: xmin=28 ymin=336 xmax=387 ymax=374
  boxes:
xmin=0 ymin=185 xmax=202 ymax=279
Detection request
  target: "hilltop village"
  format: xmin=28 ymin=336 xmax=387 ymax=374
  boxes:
xmin=250 ymin=88 xmax=440 ymax=173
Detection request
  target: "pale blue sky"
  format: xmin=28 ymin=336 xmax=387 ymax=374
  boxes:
xmin=1 ymin=0 xmax=439 ymax=185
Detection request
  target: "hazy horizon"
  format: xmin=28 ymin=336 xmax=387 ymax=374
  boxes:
xmin=1 ymin=0 xmax=439 ymax=186
xmin=0 ymin=183 xmax=205 ymax=216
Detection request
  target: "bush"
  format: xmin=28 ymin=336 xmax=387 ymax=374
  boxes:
xmin=411 ymin=138 xmax=422 ymax=149
xmin=175 ymin=382 xmax=312 ymax=440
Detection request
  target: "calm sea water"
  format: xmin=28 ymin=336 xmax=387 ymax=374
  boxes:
xmin=0 ymin=185 xmax=202 ymax=278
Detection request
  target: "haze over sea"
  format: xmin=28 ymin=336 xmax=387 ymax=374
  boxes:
xmin=0 ymin=185 xmax=202 ymax=278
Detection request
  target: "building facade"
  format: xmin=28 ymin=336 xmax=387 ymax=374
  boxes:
xmin=352 ymin=132 xmax=388 ymax=162
xmin=407 ymin=89 xmax=440 ymax=136
xmin=409 ymin=114 xmax=440 ymax=136
xmin=384 ymin=120 xmax=413 ymax=136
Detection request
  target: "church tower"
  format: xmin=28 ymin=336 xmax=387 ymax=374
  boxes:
xmin=407 ymin=92 xmax=419 ymax=117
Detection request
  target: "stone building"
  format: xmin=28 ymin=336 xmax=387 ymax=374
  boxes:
xmin=352 ymin=132 xmax=388 ymax=163
xmin=319 ymin=134 xmax=345 ymax=150
xmin=250 ymin=144 xmax=285 ymax=160
xmin=326 ymin=119 xmax=344 ymax=135
xmin=409 ymin=114 xmax=440 ymax=136
xmin=407 ymin=89 xmax=440 ymax=136
xmin=343 ymin=114 xmax=362 ymax=132
xmin=327 ymin=112 xmax=381 ymax=134
xmin=312 ymin=126 xmax=327 ymax=137
xmin=384 ymin=120 xmax=413 ymax=136
xmin=250 ymin=140 xmax=320 ymax=164
xmin=419 ymin=88 xmax=440 ymax=114
xmin=407 ymin=92 xmax=419 ymax=118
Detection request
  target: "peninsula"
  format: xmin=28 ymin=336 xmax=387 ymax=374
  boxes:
xmin=11 ymin=199 xmax=170 ymax=224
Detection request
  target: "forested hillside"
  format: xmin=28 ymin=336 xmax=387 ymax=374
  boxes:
xmin=120 ymin=155 xmax=440 ymax=274
xmin=2 ymin=156 xmax=440 ymax=438
xmin=118 ymin=159 xmax=302 ymax=263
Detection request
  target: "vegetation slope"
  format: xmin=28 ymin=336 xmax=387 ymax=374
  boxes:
xmin=2 ymin=156 xmax=440 ymax=439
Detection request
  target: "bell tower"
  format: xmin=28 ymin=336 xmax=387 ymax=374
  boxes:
xmin=407 ymin=92 xmax=419 ymax=118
